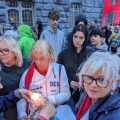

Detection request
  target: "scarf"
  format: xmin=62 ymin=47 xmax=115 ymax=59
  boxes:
xmin=76 ymin=95 xmax=92 ymax=120
xmin=25 ymin=62 xmax=35 ymax=114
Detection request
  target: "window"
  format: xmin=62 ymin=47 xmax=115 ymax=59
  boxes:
xmin=7 ymin=1 xmax=33 ymax=26
xmin=70 ymin=3 xmax=80 ymax=28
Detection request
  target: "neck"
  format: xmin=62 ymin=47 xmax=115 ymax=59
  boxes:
xmin=94 ymin=43 xmax=101 ymax=49
xmin=5 ymin=58 xmax=16 ymax=66
xmin=50 ymin=26 xmax=56 ymax=31
xmin=76 ymin=46 xmax=83 ymax=53
xmin=91 ymin=98 xmax=98 ymax=104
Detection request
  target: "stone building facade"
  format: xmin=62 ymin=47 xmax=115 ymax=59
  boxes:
xmin=0 ymin=0 xmax=104 ymax=35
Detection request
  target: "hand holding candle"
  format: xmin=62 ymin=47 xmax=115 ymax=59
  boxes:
xmin=30 ymin=93 xmax=46 ymax=110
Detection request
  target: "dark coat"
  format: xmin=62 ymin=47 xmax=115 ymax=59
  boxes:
xmin=76 ymin=85 xmax=120 ymax=120
xmin=102 ymin=26 xmax=112 ymax=45
xmin=57 ymin=41 xmax=94 ymax=103
xmin=0 ymin=91 xmax=18 ymax=120
xmin=0 ymin=57 xmax=31 ymax=120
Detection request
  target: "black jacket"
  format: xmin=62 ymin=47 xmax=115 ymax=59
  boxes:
xmin=57 ymin=47 xmax=94 ymax=103
xmin=102 ymin=26 xmax=112 ymax=45
xmin=0 ymin=57 xmax=31 ymax=95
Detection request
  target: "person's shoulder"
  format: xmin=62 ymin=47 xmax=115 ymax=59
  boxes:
xmin=22 ymin=57 xmax=31 ymax=67
xmin=57 ymin=28 xmax=64 ymax=35
xmin=85 ymin=46 xmax=95 ymax=52
xmin=59 ymin=49 xmax=72 ymax=56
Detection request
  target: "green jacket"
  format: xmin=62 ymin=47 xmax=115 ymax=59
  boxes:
xmin=18 ymin=24 xmax=35 ymax=57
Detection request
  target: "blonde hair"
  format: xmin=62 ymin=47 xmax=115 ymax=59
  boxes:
xmin=78 ymin=52 xmax=120 ymax=89
xmin=0 ymin=35 xmax=23 ymax=67
xmin=29 ymin=40 xmax=56 ymax=62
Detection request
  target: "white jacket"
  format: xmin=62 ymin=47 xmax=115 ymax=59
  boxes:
xmin=17 ymin=62 xmax=70 ymax=119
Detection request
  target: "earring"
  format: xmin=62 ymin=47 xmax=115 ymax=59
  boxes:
xmin=110 ymin=90 xmax=114 ymax=95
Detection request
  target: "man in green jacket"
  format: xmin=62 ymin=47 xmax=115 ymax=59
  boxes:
xmin=18 ymin=24 xmax=35 ymax=57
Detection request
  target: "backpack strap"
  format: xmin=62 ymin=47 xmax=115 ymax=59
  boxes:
xmin=59 ymin=64 xmax=62 ymax=93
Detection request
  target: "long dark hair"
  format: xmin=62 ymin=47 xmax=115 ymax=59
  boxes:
xmin=36 ymin=20 xmax=43 ymax=39
xmin=71 ymin=24 xmax=88 ymax=51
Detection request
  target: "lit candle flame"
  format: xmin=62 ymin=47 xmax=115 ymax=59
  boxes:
xmin=31 ymin=93 xmax=41 ymax=102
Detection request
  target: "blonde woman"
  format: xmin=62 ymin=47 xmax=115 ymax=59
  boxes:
xmin=0 ymin=35 xmax=31 ymax=120
xmin=17 ymin=40 xmax=70 ymax=120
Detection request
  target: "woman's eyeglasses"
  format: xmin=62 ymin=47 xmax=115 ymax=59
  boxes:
xmin=0 ymin=49 xmax=9 ymax=55
xmin=82 ymin=74 xmax=110 ymax=88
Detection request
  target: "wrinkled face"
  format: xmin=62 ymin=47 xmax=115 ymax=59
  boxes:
xmin=114 ymin=27 xmax=118 ymax=33
xmin=83 ymin=69 xmax=113 ymax=102
xmin=33 ymin=51 xmax=51 ymax=71
xmin=91 ymin=35 xmax=103 ymax=46
xmin=73 ymin=31 xmax=85 ymax=49
xmin=0 ymin=42 xmax=16 ymax=65
xmin=49 ymin=18 xmax=58 ymax=30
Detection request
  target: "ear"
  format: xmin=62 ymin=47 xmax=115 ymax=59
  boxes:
xmin=116 ymin=79 xmax=120 ymax=84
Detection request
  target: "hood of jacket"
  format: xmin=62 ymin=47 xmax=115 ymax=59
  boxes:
xmin=102 ymin=26 xmax=109 ymax=33
xmin=46 ymin=26 xmax=58 ymax=34
xmin=75 ymin=13 xmax=88 ymax=25
xmin=18 ymin=24 xmax=32 ymax=38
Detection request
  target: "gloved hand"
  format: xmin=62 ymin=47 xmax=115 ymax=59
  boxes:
xmin=34 ymin=101 xmax=56 ymax=120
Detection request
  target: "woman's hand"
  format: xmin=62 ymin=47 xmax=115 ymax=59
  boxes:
xmin=18 ymin=88 xmax=33 ymax=102
xmin=70 ymin=81 xmax=80 ymax=90
xmin=21 ymin=116 xmax=29 ymax=120
xmin=36 ymin=101 xmax=56 ymax=120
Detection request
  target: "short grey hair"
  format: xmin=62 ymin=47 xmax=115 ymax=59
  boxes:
xmin=29 ymin=40 xmax=56 ymax=62
xmin=78 ymin=52 xmax=120 ymax=89
xmin=0 ymin=35 xmax=23 ymax=67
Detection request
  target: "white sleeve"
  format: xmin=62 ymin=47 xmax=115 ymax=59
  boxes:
xmin=48 ymin=65 xmax=70 ymax=105
xmin=17 ymin=70 xmax=28 ymax=119
xmin=17 ymin=98 xmax=27 ymax=119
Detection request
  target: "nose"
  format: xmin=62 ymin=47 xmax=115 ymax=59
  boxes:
xmin=54 ymin=20 xmax=57 ymax=23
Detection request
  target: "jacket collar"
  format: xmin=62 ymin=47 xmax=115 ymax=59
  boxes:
xmin=95 ymin=88 xmax=120 ymax=113
xmin=47 ymin=26 xmax=58 ymax=34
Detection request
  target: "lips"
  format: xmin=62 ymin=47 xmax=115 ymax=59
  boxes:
xmin=89 ymin=89 xmax=98 ymax=94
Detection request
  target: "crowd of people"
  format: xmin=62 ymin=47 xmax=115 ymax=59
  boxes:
xmin=0 ymin=8 xmax=120 ymax=120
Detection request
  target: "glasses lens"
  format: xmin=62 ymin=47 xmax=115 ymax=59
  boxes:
xmin=83 ymin=75 xmax=93 ymax=84
xmin=97 ymin=79 xmax=108 ymax=88
xmin=2 ymin=49 xmax=9 ymax=55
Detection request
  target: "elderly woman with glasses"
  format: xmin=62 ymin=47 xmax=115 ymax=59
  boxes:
xmin=17 ymin=40 xmax=70 ymax=120
xmin=0 ymin=35 xmax=31 ymax=120
xmin=75 ymin=51 xmax=120 ymax=120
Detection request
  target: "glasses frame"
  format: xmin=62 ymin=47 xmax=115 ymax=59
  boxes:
xmin=0 ymin=49 xmax=9 ymax=55
xmin=82 ymin=74 xmax=109 ymax=88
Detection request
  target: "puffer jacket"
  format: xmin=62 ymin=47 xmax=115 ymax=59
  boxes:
xmin=75 ymin=83 xmax=120 ymax=120
xmin=18 ymin=24 xmax=35 ymax=57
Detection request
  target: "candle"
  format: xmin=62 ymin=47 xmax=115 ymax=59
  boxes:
xmin=30 ymin=93 xmax=45 ymax=108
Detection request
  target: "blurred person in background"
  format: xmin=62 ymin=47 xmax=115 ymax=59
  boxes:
xmin=36 ymin=20 xmax=43 ymax=40
xmin=9 ymin=18 xmax=17 ymax=30
xmin=18 ymin=24 xmax=35 ymax=57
